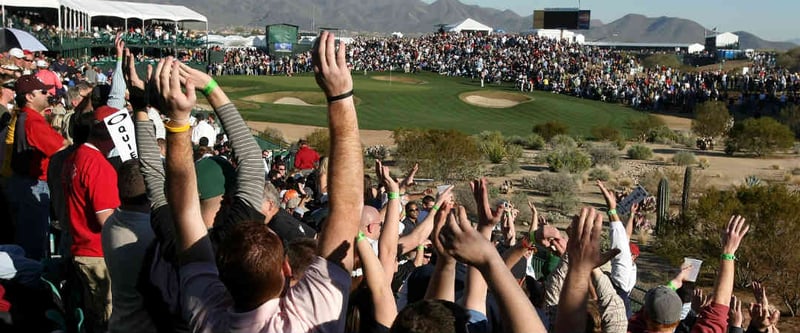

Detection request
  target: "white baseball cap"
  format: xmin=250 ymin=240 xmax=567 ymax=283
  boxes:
xmin=8 ymin=48 xmax=24 ymax=59
xmin=36 ymin=60 xmax=48 ymax=68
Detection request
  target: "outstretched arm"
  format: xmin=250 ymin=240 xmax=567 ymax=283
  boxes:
xmin=376 ymin=160 xmax=401 ymax=282
xmin=424 ymin=202 xmax=456 ymax=301
xmin=463 ymin=178 xmax=504 ymax=315
xmin=397 ymin=186 xmax=453 ymax=254
xmin=356 ymin=232 xmax=397 ymax=328
xmin=108 ymin=34 xmax=127 ymax=110
xmin=313 ymin=31 xmax=363 ymax=271
xmin=178 ymin=63 xmax=264 ymax=210
xmin=439 ymin=201 xmax=545 ymax=333
xmin=157 ymin=57 xmax=212 ymax=264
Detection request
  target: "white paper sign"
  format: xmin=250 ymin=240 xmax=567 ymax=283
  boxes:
xmin=104 ymin=110 xmax=138 ymax=162
xmin=617 ymin=185 xmax=649 ymax=216
xmin=682 ymin=257 xmax=703 ymax=282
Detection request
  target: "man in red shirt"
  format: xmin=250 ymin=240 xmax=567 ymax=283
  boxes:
xmin=5 ymin=75 xmax=68 ymax=260
xmin=293 ymin=138 xmax=319 ymax=174
xmin=63 ymin=105 xmax=120 ymax=333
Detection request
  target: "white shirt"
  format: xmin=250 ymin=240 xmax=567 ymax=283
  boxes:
xmin=609 ymin=220 xmax=636 ymax=293
xmin=191 ymin=120 xmax=216 ymax=147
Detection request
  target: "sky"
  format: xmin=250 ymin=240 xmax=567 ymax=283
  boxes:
xmin=421 ymin=0 xmax=799 ymax=41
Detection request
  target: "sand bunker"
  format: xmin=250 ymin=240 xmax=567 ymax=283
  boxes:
xmin=371 ymin=75 xmax=426 ymax=84
xmin=459 ymin=91 xmax=532 ymax=108
xmin=274 ymin=97 xmax=312 ymax=106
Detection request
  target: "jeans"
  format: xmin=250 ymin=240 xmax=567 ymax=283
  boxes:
xmin=5 ymin=175 xmax=50 ymax=261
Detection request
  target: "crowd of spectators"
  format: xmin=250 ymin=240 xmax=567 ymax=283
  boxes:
xmin=0 ymin=31 xmax=785 ymax=333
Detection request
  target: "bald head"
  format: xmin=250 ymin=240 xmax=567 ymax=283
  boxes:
xmin=360 ymin=206 xmax=382 ymax=238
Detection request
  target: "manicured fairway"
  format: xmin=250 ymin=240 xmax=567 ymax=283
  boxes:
xmin=216 ymin=72 xmax=647 ymax=138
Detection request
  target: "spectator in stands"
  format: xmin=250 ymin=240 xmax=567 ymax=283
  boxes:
xmin=6 ymin=75 xmax=68 ymax=260
xmin=35 ymin=59 xmax=63 ymax=97
xmin=191 ymin=113 xmax=215 ymax=147
xmin=100 ymin=159 xmax=157 ymax=333
xmin=294 ymin=138 xmax=320 ymax=174
xmin=63 ymin=105 xmax=121 ymax=333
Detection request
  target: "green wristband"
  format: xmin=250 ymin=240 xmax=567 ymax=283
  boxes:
xmin=388 ymin=192 xmax=400 ymax=200
xmin=608 ymin=209 xmax=617 ymax=216
xmin=529 ymin=231 xmax=537 ymax=246
xmin=431 ymin=204 xmax=440 ymax=211
xmin=117 ymin=56 xmax=123 ymax=62
xmin=356 ymin=231 xmax=366 ymax=243
xmin=202 ymin=79 xmax=219 ymax=96
xmin=417 ymin=245 xmax=425 ymax=251
xmin=667 ymin=281 xmax=679 ymax=291
xmin=720 ymin=253 xmax=736 ymax=261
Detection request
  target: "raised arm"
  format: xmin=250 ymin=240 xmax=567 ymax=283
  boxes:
xmin=376 ymin=160 xmax=401 ymax=281
xmin=157 ymin=57 xmax=212 ymax=263
xmin=555 ymin=207 xmax=604 ymax=333
xmin=356 ymin=231 xmax=397 ymax=328
xmin=463 ymin=178 xmax=504 ymax=315
xmin=626 ymin=202 xmax=639 ymax=240
xmin=591 ymin=268 xmax=628 ymax=333
xmin=107 ymin=34 xmax=127 ymax=110
xmin=424 ymin=202 xmax=456 ymax=301
xmin=598 ymin=180 xmax=635 ymax=292
xmin=712 ymin=215 xmax=749 ymax=306
xmin=397 ymin=186 xmax=452 ymax=254
xmin=178 ymin=63 xmax=263 ymax=209
xmin=439 ymin=201 xmax=545 ymax=333
xmin=313 ymin=31 xmax=363 ymax=271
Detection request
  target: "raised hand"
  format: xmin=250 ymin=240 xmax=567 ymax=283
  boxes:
xmin=722 ymin=215 xmax=749 ymax=255
xmin=439 ymin=204 xmax=494 ymax=267
xmin=566 ymin=207 xmax=605 ymax=273
xmin=729 ymin=296 xmax=743 ymax=328
xmin=431 ymin=201 xmax=454 ymax=259
xmin=312 ymin=31 xmax=353 ymax=99
xmin=115 ymin=33 xmax=125 ymax=59
xmin=155 ymin=58 xmax=195 ymax=121
xmin=752 ymin=281 xmax=769 ymax=308
xmin=596 ymin=180 xmax=617 ymax=210
xmin=749 ymin=303 xmax=780 ymax=332
xmin=470 ymin=178 xmax=505 ymax=228
xmin=375 ymin=160 xmax=399 ymax=193
xmin=691 ymin=288 xmax=707 ymax=313
xmin=177 ymin=62 xmax=213 ymax=93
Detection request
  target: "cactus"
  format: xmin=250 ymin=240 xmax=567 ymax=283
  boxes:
xmin=656 ymin=178 xmax=670 ymax=235
xmin=681 ymin=167 xmax=693 ymax=218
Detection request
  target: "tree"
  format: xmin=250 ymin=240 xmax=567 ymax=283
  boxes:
xmin=654 ymin=184 xmax=800 ymax=316
xmin=533 ymin=121 xmax=569 ymax=141
xmin=628 ymin=115 xmax=666 ymax=142
xmin=393 ymin=128 xmax=482 ymax=182
xmin=779 ymin=104 xmax=800 ymax=139
xmin=692 ymin=101 xmax=733 ymax=139
xmin=725 ymin=117 xmax=795 ymax=156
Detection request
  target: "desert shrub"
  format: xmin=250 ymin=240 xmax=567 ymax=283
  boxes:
xmin=533 ymin=121 xmax=569 ymax=141
xmin=528 ymin=172 xmax=577 ymax=195
xmin=545 ymin=191 xmax=580 ymax=213
xmin=505 ymin=135 xmax=527 ymax=146
xmin=305 ymin=128 xmax=330 ymax=158
xmin=654 ymin=184 xmax=800 ymax=316
xmin=505 ymin=144 xmax=524 ymax=170
xmin=698 ymin=158 xmax=711 ymax=170
xmin=476 ymin=131 xmax=507 ymax=163
xmin=525 ymin=134 xmax=546 ymax=150
xmin=792 ymin=167 xmax=800 ymax=176
xmin=588 ymin=143 xmax=621 ymax=169
xmin=546 ymin=148 xmax=592 ymax=174
xmin=674 ymin=131 xmax=697 ymax=148
xmin=256 ymin=127 xmax=287 ymax=146
xmin=587 ymin=167 xmax=612 ymax=181
xmin=648 ymin=125 xmax=679 ymax=144
xmin=779 ymin=104 xmax=800 ymax=139
xmin=692 ymin=101 xmax=733 ymax=139
xmin=549 ymin=134 xmax=577 ymax=150
xmin=628 ymin=115 xmax=667 ymax=142
xmin=627 ymin=144 xmax=653 ymax=160
xmin=510 ymin=191 xmax=532 ymax=222
xmin=490 ymin=164 xmax=513 ymax=177
xmin=672 ymin=151 xmax=696 ymax=166
xmin=591 ymin=125 xmax=623 ymax=142
xmin=394 ymin=128 xmax=482 ymax=182
xmin=725 ymin=117 xmax=796 ymax=156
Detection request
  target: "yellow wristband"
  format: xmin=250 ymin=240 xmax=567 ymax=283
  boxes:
xmin=164 ymin=123 xmax=190 ymax=133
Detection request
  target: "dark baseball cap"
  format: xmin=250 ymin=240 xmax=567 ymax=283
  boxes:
xmin=14 ymin=75 xmax=53 ymax=95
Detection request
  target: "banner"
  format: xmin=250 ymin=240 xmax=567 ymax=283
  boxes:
xmin=103 ymin=110 xmax=138 ymax=162
xmin=274 ymin=42 xmax=293 ymax=53
xmin=617 ymin=185 xmax=649 ymax=217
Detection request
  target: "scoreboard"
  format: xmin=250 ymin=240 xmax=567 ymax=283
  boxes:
xmin=533 ymin=8 xmax=591 ymax=30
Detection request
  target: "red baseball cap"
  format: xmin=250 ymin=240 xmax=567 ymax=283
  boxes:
xmin=93 ymin=105 xmax=119 ymax=122
xmin=630 ymin=243 xmax=640 ymax=257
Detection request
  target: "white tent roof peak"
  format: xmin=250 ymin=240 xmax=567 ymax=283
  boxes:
xmin=445 ymin=18 xmax=492 ymax=33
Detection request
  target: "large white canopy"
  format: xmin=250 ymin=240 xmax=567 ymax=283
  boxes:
xmin=1 ymin=0 xmax=207 ymax=23
xmin=446 ymin=18 xmax=492 ymax=34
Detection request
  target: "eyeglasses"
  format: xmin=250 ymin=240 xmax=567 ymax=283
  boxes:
xmin=408 ymin=208 xmax=419 ymax=212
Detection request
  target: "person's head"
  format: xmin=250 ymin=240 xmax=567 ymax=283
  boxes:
xmin=198 ymin=137 xmax=210 ymax=149
xmin=216 ymin=221 xmax=289 ymax=311
xmin=390 ymin=299 xmax=470 ymax=333
xmin=421 ymin=195 xmax=435 ymax=210
xmin=286 ymin=238 xmax=317 ymax=286
xmin=14 ymin=75 xmax=52 ymax=111
xmin=405 ymin=201 xmax=420 ymax=221
xmin=630 ymin=243 xmax=640 ymax=263
xmin=89 ymin=106 xmax=116 ymax=152
xmin=8 ymin=48 xmax=28 ymax=69
xmin=35 ymin=59 xmax=48 ymax=70
xmin=262 ymin=149 xmax=270 ymax=159
xmin=643 ymin=286 xmax=682 ymax=332
xmin=260 ymin=182 xmax=282 ymax=219
xmin=90 ymin=85 xmax=112 ymax=110
xmin=359 ymin=206 xmax=382 ymax=239
xmin=0 ymin=76 xmax=15 ymax=104
xmin=585 ymin=299 xmax=603 ymax=333
xmin=274 ymin=161 xmax=287 ymax=177
xmin=195 ymin=112 xmax=206 ymax=121
xmin=298 ymin=138 xmax=308 ymax=147
xmin=117 ymin=159 xmax=148 ymax=209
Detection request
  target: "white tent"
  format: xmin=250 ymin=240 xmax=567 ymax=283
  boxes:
xmin=445 ymin=18 xmax=492 ymax=34
xmin=714 ymin=32 xmax=739 ymax=48
xmin=688 ymin=43 xmax=705 ymax=54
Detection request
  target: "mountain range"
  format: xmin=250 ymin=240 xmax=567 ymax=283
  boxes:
xmin=127 ymin=0 xmax=798 ymax=50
